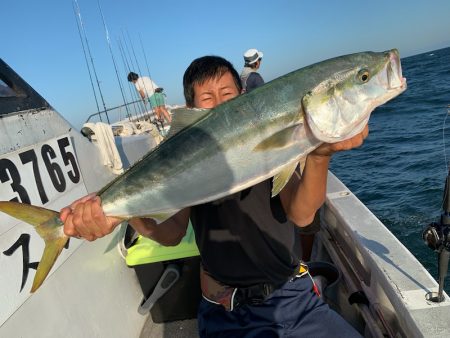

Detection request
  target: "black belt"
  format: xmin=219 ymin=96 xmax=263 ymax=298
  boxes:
xmin=233 ymin=282 xmax=279 ymax=307
xmin=201 ymin=263 xmax=309 ymax=311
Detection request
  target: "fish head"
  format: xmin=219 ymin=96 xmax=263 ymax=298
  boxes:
xmin=302 ymin=49 xmax=406 ymax=143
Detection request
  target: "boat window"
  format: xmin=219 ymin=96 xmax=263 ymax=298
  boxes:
xmin=0 ymin=78 xmax=16 ymax=97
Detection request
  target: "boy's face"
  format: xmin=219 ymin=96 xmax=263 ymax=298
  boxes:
xmin=193 ymin=71 xmax=240 ymax=109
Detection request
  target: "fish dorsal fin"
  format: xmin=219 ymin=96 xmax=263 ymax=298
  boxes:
xmin=166 ymin=107 xmax=211 ymax=139
xmin=272 ymin=162 xmax=298 ymax=197
xmin=253 ymin=123 xmax=303 ymax=152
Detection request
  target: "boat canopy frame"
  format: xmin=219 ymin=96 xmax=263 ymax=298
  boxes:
xmin=0 ymin=59 xmax=49 ymax=116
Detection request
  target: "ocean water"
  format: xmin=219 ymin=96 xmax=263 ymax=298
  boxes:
xmin=330 ymin=46 xmax=450 ymax=291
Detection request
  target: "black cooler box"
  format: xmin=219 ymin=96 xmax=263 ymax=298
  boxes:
xmin=126 ymin=223 xmax=201 ymax=323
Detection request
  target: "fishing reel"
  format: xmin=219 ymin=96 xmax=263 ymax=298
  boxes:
xmin=422 ymin=221 xmax=450 ymax=252
xmin=423 ymin=169 xmax=450 ymax=252
xmin=422 ymin=169 xmax=450 ymax=302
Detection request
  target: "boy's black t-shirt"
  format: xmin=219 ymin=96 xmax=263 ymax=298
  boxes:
xmin=190 ymin=179 xmax=300 ymax=287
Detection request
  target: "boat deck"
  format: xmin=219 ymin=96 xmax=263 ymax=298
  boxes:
xmin=140 ymin=317 xmax=198 ymax=338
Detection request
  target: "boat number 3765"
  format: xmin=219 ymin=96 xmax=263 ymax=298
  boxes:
xmin=0 ymin=136 xmax=81 ymax=205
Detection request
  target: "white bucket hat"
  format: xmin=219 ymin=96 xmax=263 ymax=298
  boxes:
xmin=243 ymin=48 xmax=263 ymax=65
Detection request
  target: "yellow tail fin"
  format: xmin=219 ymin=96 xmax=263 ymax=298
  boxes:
xmin=0 ymin=201 xmax=68 ymax=293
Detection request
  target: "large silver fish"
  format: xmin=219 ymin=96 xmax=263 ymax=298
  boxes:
xmin=0 ymin=49 xmax=406 ymax=292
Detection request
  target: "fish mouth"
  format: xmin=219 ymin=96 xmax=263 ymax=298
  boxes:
xmin=370 ymin=49 xmax=407 ymax=111
xmin=387 ymin=49 xmax=407 ymax=92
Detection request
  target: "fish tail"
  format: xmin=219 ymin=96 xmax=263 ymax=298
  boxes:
xmin=31 ymin=235 xmax=68 ymax=293
xmin=0 ymin=201 xmax=68 ymax=293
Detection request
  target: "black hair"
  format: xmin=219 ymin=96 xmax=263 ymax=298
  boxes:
xmin=183 ymin=56 xmax=242 ymax=107
xmin=127 ymin=72 xmax=139 ymax=82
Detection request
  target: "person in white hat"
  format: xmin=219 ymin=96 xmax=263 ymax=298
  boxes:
xmin=240 ymin=48 xmax=264 ymax=93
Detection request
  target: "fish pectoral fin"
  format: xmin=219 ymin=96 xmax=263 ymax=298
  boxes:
xmin=253 ymin=123 xmax=303 ymax=152
xmin=272 ymin=162 xmax=298 ymax=197
xmin=104 ymin=221 xmax=128 ymax=254
xmin=298 ymin=155 xmax=307 ymax=176
xmin=166 ymin=107 xmax=211 ymax=139
xmin=141 ymin=211 xmax=178 ymax=224
xmin=31 ymin=236 xmax=68 ymax=293
xmin=0 ymin=201 xmax=68 ymax=293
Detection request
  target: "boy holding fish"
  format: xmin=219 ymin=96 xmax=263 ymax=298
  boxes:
xmin=62 ymin=55 xmax=367 ymax=337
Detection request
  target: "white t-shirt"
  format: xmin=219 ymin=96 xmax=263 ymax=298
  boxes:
xmin=134 ymin=76 xmax=158 ymax=99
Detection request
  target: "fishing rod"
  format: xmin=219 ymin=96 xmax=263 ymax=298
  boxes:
xmin=72 ymin=0 xmax=100 ymax=118
xmin=97 ymin=0 xmax=131 ymax=122
xmin=116 ymin=37 xmax=142 ymax=122
xmin=125 ymin=30 xmax=162 ymax=131
xmin=127 ymin=31 xmax=164 ymax=133
xmin=422 ymin=166 xmax=450 ymax=302
xmin=121 ymin=31 xmax=148 ymax=121
xmin=139 ymin=33 xmax=165 ymax=132
xmin=73 ymin=0 xmax=109 ymax=123
xmin=422 ymin=105 xmax=450 ymax=302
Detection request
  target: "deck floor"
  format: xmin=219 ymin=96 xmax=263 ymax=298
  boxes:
xmin=139 ymin=316 xmax=198 ymax=338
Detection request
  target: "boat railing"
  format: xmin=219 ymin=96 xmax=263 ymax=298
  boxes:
xmin=85 ymin=99 xmax=159 ymax=125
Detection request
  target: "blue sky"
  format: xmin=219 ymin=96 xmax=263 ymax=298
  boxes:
xmin=2 ymin=0 xmax=450 ymax=129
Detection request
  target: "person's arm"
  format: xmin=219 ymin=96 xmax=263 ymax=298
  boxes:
xmin=138 ymin=89 xmax=146 ymax=102
xmin=61 ymin=194 xmax=189 ymax=245
xmin=128 ymin=208 xmax=190 ymax=246
xmin=134 ymin=79 xmax=147 ymax=102
xmin=279 ymin=155 xmax=329 ymax=226
xmin=279 ymin=124 xmax=369 ymax=226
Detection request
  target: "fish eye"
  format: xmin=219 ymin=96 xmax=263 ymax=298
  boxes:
xmin=358 ymin=69 xmax=370 ymax=83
